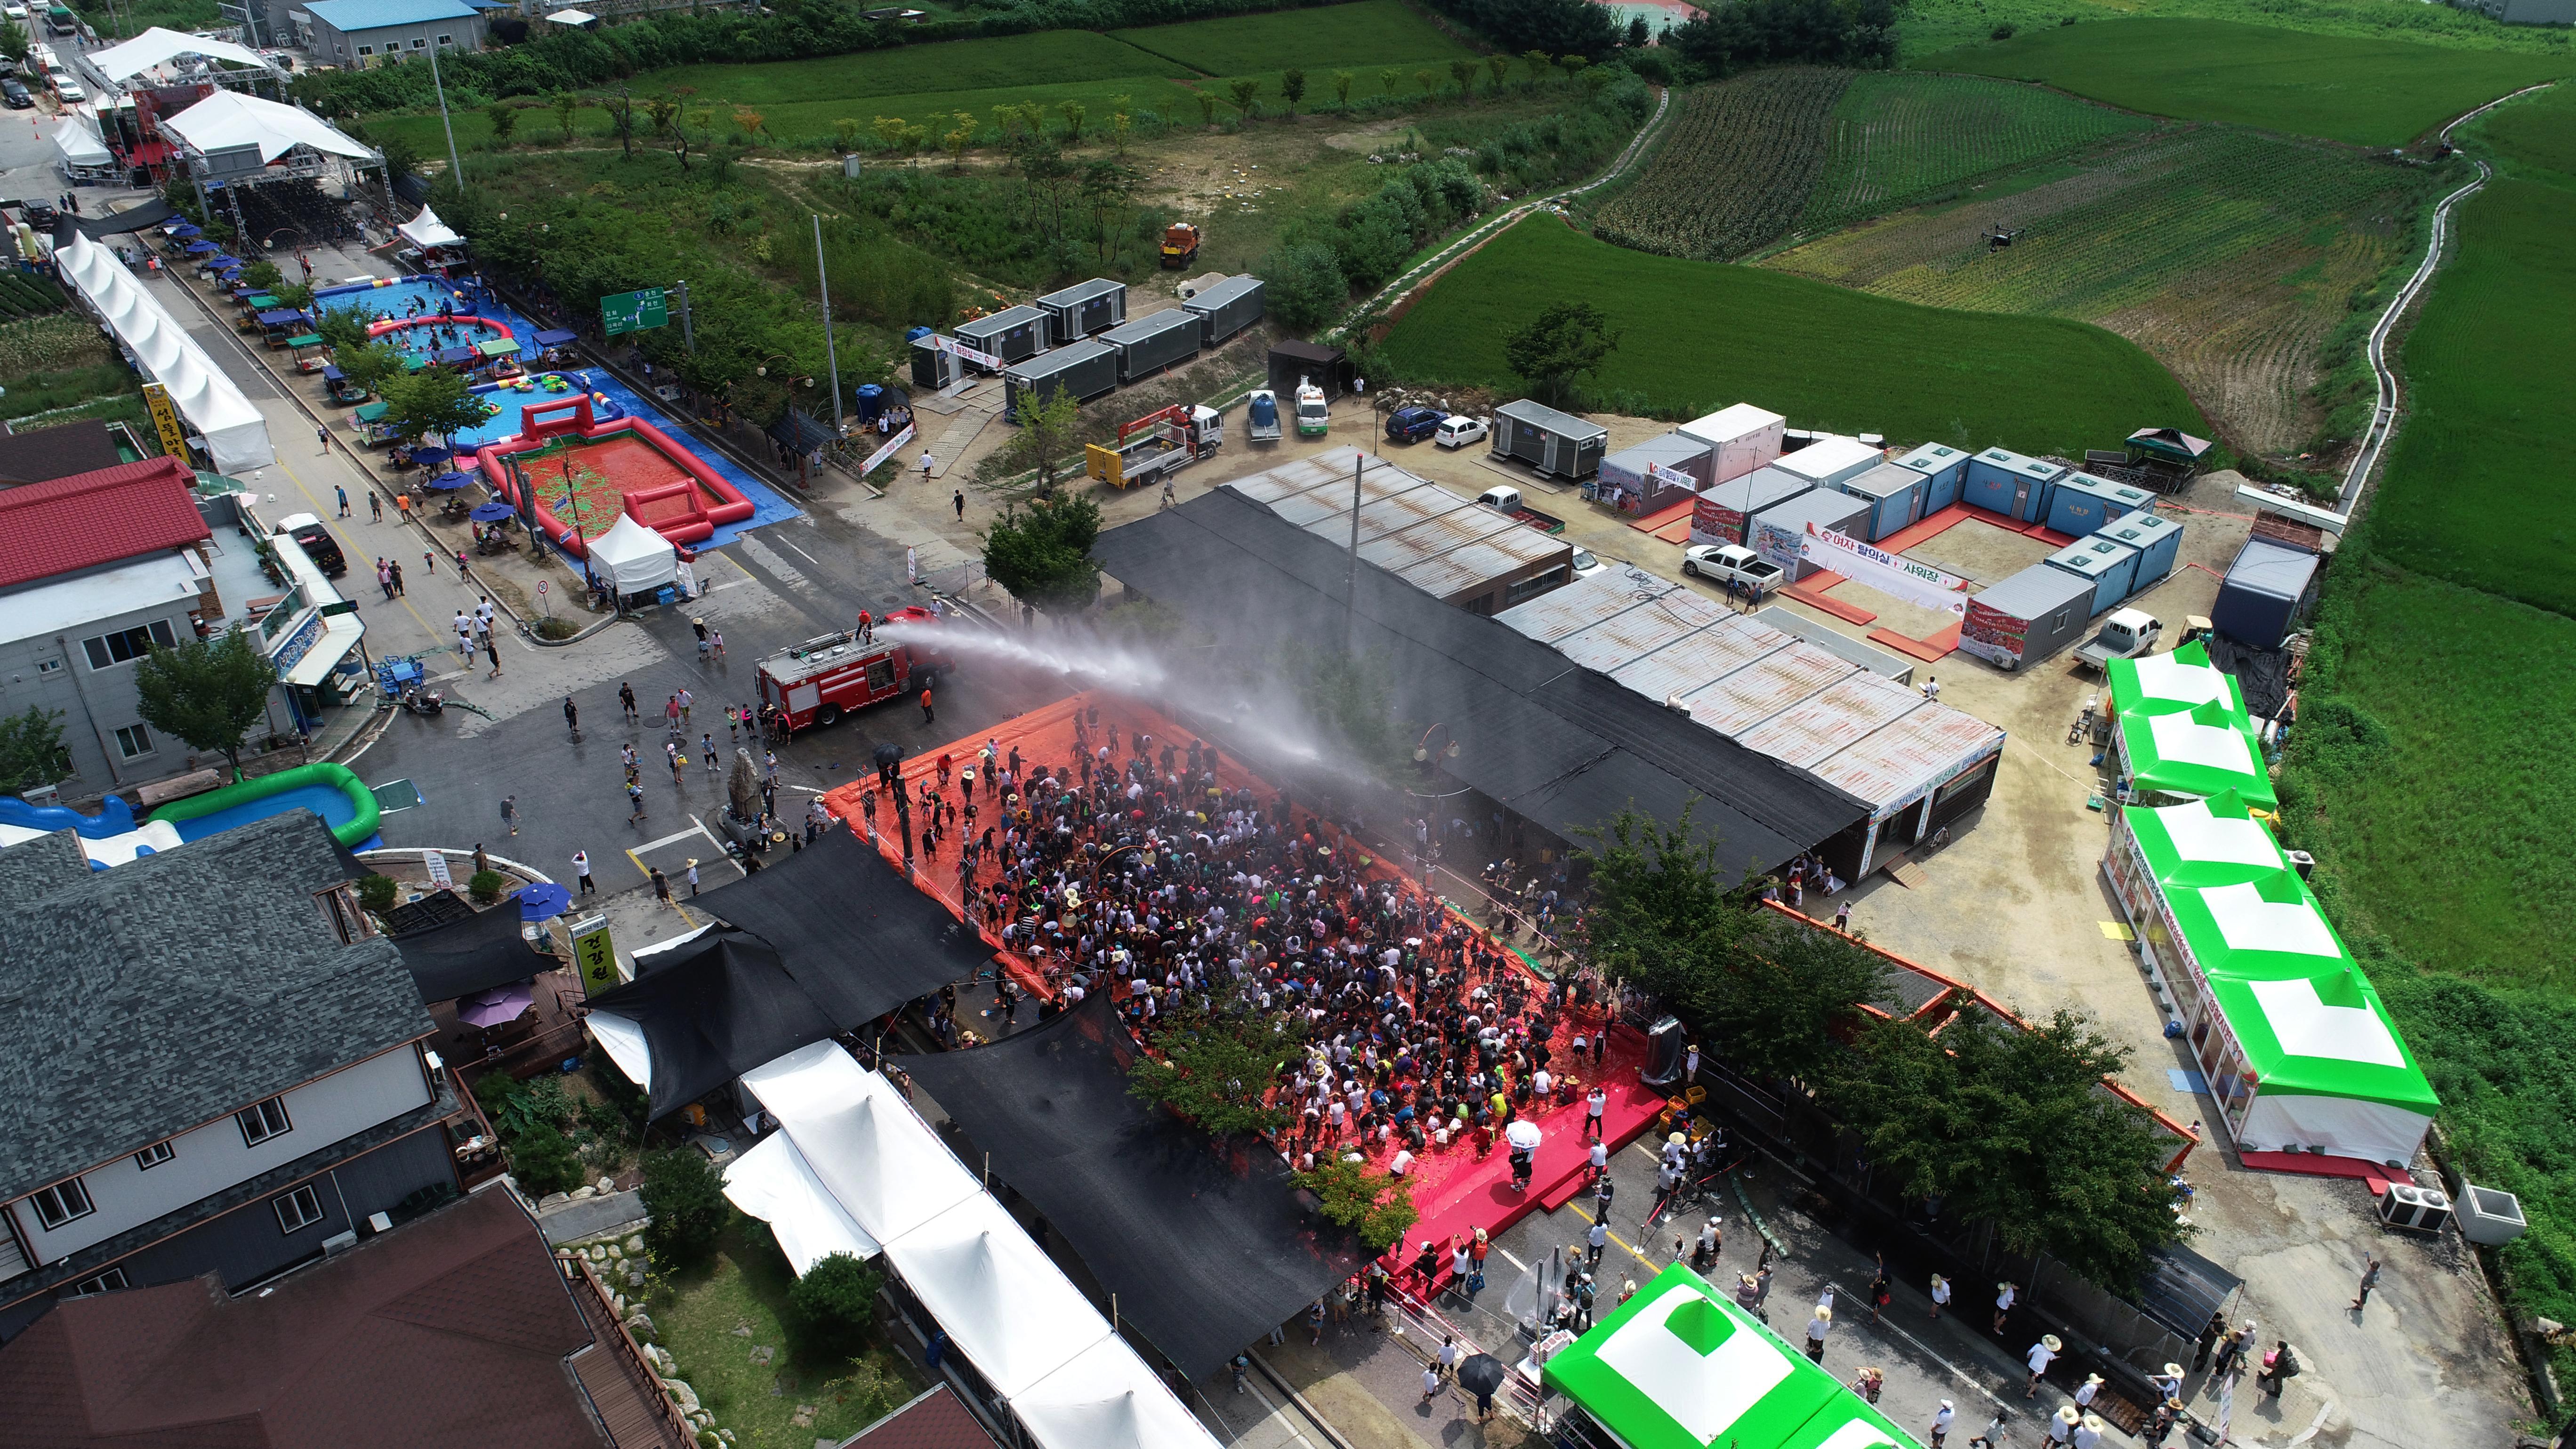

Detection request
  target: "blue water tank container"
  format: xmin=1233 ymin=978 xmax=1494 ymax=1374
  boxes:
xmin=854 ymin=383 xmax=885 ymax=423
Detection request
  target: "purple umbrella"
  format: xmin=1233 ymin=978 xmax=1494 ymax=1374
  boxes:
xmin=458 ymin=983 xmax=534 ymax=1028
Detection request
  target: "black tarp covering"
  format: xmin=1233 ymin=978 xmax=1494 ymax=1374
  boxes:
xmin=69 ymin=200 xmax=178 ymax=238
xmin=699 ymin=827 xmax=993 ymax=1025
xmin=901 ymin=993 xmax=1360 ymax=1379
xmin=390 ymin=895 xmax=550 ymax=1003
xmin=2200 ymin=635 xmax=2293 ymax=722
xmin=586 ymin=930 xmax=837 ymax=1120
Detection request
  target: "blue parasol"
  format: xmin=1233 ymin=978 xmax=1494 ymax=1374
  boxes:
xmin=422 ymin=469 xmax=477 ymax=491
xmin=516 ymin=882 xmax=572 ymax=921
xmin=167 ymin=222 xmax=201 ymax=238
xmin=470 ymin=500 xmax=518 ymax=523
xmin=183 ymin=240 xmax=217 ymax=254
xmin=410 ymin=445 xmax=454 ymax=469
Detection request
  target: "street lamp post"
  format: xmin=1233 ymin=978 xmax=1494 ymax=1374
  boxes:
xmin=427 ymin=36 xmax=464 ymax=194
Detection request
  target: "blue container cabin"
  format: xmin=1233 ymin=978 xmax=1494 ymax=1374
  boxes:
xmin=1892 ymin=441 xmax=1970 ymax=513
xmin=2093 ymin=509 xmax=2182 ymax=589
xmin=1829 ymin=462 xmax=1929 ymax=542
xmin=2044 ymin=535 xmax=2141 ymax=616
xmin=2042 ymin=471 xmax=2154 ymax=539
xmin=1962 ymin=446 xmax=2066 ymax=523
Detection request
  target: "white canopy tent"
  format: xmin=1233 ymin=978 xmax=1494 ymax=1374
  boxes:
xmin=397 ymin=205 xmax=464 ymax=250
xmin=160 ymin=90 xmax=378 ymax=164
xmin=89 ymin=26 xmax=272 ymax=82
xmin=729 ymin=1043 xmax=1221 ymax=1449
xmin=53 ymin=233 xmax=274 ymax=473
xmin=53 ymin=111 xmax=113 ymax=169
xmin=587 ymin=513 xmax=680 ymax=594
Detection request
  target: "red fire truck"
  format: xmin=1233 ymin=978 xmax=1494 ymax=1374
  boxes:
xmin=756 ymin=606 xmax=945 ymax=732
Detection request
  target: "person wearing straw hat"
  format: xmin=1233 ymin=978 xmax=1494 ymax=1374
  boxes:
xmin=2146 ymin=1397 xmax=2185 ymax=1447
xmin=684 ymin=858 xmax=700 ymax=896
xmin=2046 ymin=1404 xmax=2080 ymax=1446
xmin=1930 ymin=1272 xmax=1952 ymax=1320
xmin=2025 ymin=1333 xmax=2061 ymax=1396
xmin=1995 ymin=1280 xmax=2018 ymax=1334
xmin=2073 ymin=1413 xmax=2106 ymax=1449
xmin=1734 ymin=1272 xmax=1763 ymax=1314
xmin=2074 ymin=1372 xmax=2103 ymax=1413
xmin=1803 ymin=1304 xmax=1832 ymax=1363
xmin=2150 ymin=1361 xmax=2185 ymax=1402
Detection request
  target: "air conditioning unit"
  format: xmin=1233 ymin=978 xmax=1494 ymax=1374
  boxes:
xmin=19 ymin=784 xmax=59 ymax=808
xmin=2379 ymin=1184 xmax=2454 ymax=1233
xmin=2415 ymin=1188 xmax=2454 ymax=1234
xmin=322 ymin=1229 xmax=360 ymax=1255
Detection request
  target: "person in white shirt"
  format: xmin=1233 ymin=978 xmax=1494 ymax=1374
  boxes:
xmin=2025 ymin=1332 xmax=2061 ymax=1397
xmin=1995 ymin=1280 xmax=2018 ymax=1334
xmin=1929 ymin=1272 xmax=1952 ymax=1319
xmin=1928 ymin=1401 xmax=1956 ymax=1447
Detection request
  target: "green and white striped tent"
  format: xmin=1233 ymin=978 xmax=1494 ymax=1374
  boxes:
xmin=2115 ymin=697 xmax=2276 ymax=810
xmin=2108 ymin=795 xmax=2437 ymax=1167
xmin=1544 ymin=1264 xmax=1922 ymax=1449
xmin=2107 ymin=640 xmax=2246 ymax=718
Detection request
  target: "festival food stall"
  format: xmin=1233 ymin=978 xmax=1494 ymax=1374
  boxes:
xmin=2107 ymin=643 xmax=2274 ymax=808
xmin=2105 ymin=793 xmax=2437 ymax=1168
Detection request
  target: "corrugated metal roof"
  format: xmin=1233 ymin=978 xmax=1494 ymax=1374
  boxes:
xmin=1225 ymin=458 xmax=1337 ymax=505
xmin=1494 ymin=567 xmax=1677 ymax=643
xmin=1969 ymin=562 xmax=2094 ymax=618
xmin=1607 ymin=616 xmax=1795 ymax=704
xmin=1352 ymin=485 xmax=1473 ymax=543
xmin=1736 ymin=671 xmax=1925 ymax=769
xmin=1752 ymin=488 xmax=1870 ymax=534
xmin=1811 ymin=704 xmax=2006 ymax=812
xmin=1602 ymin=432 xmax=1711 ymax=476
xmin=1360 ymin=506 xmax=1515 ymax=572
xmin=1099 ymin=307 xmax=1196 ymax=345
xmin=1481 ymin=524 xmax=1572 ymax=568
xmin=1004 ymin=338 xmax=1112 ymax=380
xmin=1035 ymin=278 xmax=1124 ymax=308
xmin=1679 ymin=642 xmax=1856 ymax=735
xmin=1555 ymin=591 xmax=1732 ymax=674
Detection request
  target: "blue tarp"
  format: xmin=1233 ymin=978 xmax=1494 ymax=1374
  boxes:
xmin=256 ymin=309 xmax=310 ymax=326
xmin=531 ymin=328 xmax=577 ymax=347
xmin=434 ymin=346 xmax=478 ymax=366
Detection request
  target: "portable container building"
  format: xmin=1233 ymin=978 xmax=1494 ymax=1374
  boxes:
xmin=2044 ymin=534 xmax=2143 ymax=616
xmin=1961 ymin=446 xmax=2066 ymax=523
xmin=1180 ymin=275 xmax=1265 ymax=348
xmin=1892 ymin=441 xmax=1971 ymax=513
xmin=1267 ymin=339 xmax=1347 ymax=402
xmin=953 ymin=304 xmax=1051 ymax=370
xmin=1491 ymin=399 xmax=1608 ymax=481
xmin=2094 ymin=509 xmax=2183 ymax=590
xmin=909 ymin=335 xmax=961 ymax=392
xmin=1770 ymin=435 xmax=1883 ymax=490
xmin=1747 ymin=487 xmax=1871 ymax=580
xmin=1691 ymin=466 xmax=1811 ymax=546
xmin=1827 ymin=461 xmax=1929 ymax=542
xmin=1002 ymin=339 xmax=1118 ymax=416
xmin=1676 ymin=403 xmax=1785 ymax=485
xmin=1958 ymin=563 xmax=2096 ymax=670
xmin=2212 ymin=538 xmax=2322 ymax=649
xmin=1033 ymin=278 xmax=1127 ymax=345
xmin=2043 ymin=471 xmax=2155 ymax=538
xmin=1099 ymin=307 xmax=1201 ymax=383
xmin=1597 ymin=431 xmax=1714 ymax=512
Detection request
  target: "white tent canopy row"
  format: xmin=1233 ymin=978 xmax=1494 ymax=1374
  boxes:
xmin=53 ymin=109 xmax=113 ymax=169
xmin=727 ymin=1042 xmax=1222 ymax=1449
xmin=88 ymin=26 xmax=272 ymax=82
xmin=53 ymin=233 xmax=274 ymax=474
xmin=398 ymin=205 xmax=464 ymax=251
xmin=160 ymin=90 xmax=378 ymax=165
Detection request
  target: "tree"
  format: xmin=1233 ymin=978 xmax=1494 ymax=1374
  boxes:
xmin=484 ymin=102 xmax=518 ymax=146
xmin=337 ymin=339 xmax=407 ymax=399
xmin=133 ymin=630 xmax=277 ymax=779
xmin=314 ymin=302 xmax=374 ymax=355
xmin=786 ymin=1252 xmax=885 ymax=1363
xmin=1332 ymin=70 xmax=1354 ymax=105
xmin=1281 ymin=68 xmax=1307 ymax=115
xmin=0 ymin=19 xmax=27 ymax=64
xmin=1256 ymin=239 xmax=1347 ymax=330
xmin=277 ymin=282 xmax=315 ymax=313
xmin=0 ymin=705 xmax=69 ymax=793
xmin=1293 ymin=1155 xmax=1419 ymax=1252
xmin=1521 ymin=49 xmax=1552 ymax=89
xmin=1195 ymin=90 xmax=1218 ymax=126
xmin=1628 ymin=15 xmax=1651 ymax=45
xmin=553 ymin=90 xmax=579 ymax=144
xmin=732 ymin=105 xmax=765 ymax=140
xmin=1414 ymin=67 xmax=1438 ymax=96
xmin=1080 ymin=159 xmax=1141 ymax=262
xmin=1486 ymin=53 xmax=1510 ymax=94
xmin=1449 ymin=57 xmax=1479 ymax=97
xmin=1557 ymin=53 xmax=1588 ymax=85
xmin=942 ymin=112 xmax=974 ymax=169
xmin=381 ymin=365 xmax=489 ymax=446
xmin=1130 ymin=981 xmax=1308 ymax=1139
xmin=981 ymin=491 xmax=1102 ymax=610
xmin=606 ymin=90 xmax=637 ymax=159
xmin=1109 ymin=100 xmax=1133 ymax=157
xmin=639 ymin=1148 xmax=729 ymax=1270
xmin=240 ymin=260 xmax=284 ymax=293
xmin=833 ymin=117 xmax=861 ymax=153
xmin=508 ymin=1122 xmax=585 ymax=1197
xmin=1503 ymin=299 xmax=1620 ymax=407
xmin=1379 ymin=67 xmax=1401 ymax=98
xmin=1226 ymin=77 xmax=1260 ymax=119
xmin=1059 ymin=99 xmax=1086 ymax=142
xmin=644 ymin=93 xmax=680 ymax=139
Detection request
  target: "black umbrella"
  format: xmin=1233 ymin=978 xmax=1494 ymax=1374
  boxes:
xmin=873 ymin=742 xmax=905 ymax=769
xmin=1457 ymin=1354 xmax=1510 ymax=1399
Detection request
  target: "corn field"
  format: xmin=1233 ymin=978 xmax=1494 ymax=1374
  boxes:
xmin=0 ymin=314 xmax=112 ymax=379
xmin=1594 ymin=69 xmax=1852 ymax=262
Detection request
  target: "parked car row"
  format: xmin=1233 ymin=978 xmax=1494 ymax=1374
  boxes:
xmin=1382 ymin=405 xmax=1489 ymax=451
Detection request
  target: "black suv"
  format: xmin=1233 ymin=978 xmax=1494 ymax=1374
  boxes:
xmin=0 ymin=80 xmax=32 ymax=110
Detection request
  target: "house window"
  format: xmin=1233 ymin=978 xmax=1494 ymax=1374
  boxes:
xmin=238 ymin=1097 xmax=293 ymax=1147
xmin=65 ymin=1267 xmax=129 ymax=1297
xmin=134 ymin=1141 xmax=175 ymax=1170
xmin=411 ymin=36 xmax=425 ymax=46
xmin=113 ymin=724 xmax=153 ymax=759
xmin=435 ymin=31 xmax=453 ymax=43
xmin=81 ymin=620 xmax=176 ymax=669
xmin=356 ymin=43 xmax=372 ymax=55
xmin=316 ymin=884 xmax=375 ymax=943
xmin=29 ymin=1176 xmax=95 ymax=1230
xmin=36 ymin=657 xmax=60 ymax=673
xmin=274 ymin=1184 xmax=325 ymax=1234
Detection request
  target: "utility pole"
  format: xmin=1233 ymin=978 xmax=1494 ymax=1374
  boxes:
xmin=427 ymin=36 xmax=463 ymax=194
xmin=1345 ymin=451 xmax=1363 ymax=650
xmin=671 ymin=279 xmax=695 ymax=354
xmin=813 ymin=214 xmax=842 ymax=434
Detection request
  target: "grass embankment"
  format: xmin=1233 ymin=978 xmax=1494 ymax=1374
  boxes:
xmin=1377 ymin=216 xmax=2206 ymax=454
xmin=653 ymin=1221 xmax=918 ymax=1449
xmin=1918 ymin=18 xmax=2571 ymax=147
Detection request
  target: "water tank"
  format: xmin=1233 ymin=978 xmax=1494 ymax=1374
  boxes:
xmin=853 ymin=382 xmax=885 ymax=423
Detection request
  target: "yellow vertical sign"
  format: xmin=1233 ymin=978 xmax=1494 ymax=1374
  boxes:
xmin=141 ymin=382 xmax=189 ymax=461
xmin=570 ymin=914 xmax=621 ymax=996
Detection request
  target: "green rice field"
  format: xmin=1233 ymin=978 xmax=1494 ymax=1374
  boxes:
xmin=2478 ymin=80 xmax=2576 ymax=181
xmin=1378 ymin=218 xmax=2206 ymax=455
xmin=1798 ymin=72 xmax=2157 ymax=235
xmin=1108 ymin=0 xmax=1475 ymax=76
xmin=1918 ymin=19 xmax=2572 ymax=147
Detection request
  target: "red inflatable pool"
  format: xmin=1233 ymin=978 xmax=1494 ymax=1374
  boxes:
xmin=369 ymin=315 xmax=517 ymax=348
xmin=477 ymin=394 xmax=753 ymax=557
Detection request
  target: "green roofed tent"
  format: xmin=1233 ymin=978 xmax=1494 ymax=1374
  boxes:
xmin=2104 ymin=796 xmax=2436 ymax=1168
xmin=353 ymin=401 xmax=390 ymax=423
xmin=286 ymin=332 xmax=324 ymax=348
xmin=2108 ymin=641 xmax=2246 ymax=718
xmin=476 ymin=338 xmax=520 ymax=358
xmin=1543 ymin=1264 xmax=1923 ymax=1449
xmin=246 ymin=293 xmax=282 ymax=310
xmin=2115 ymin=698 xmax=2275 ymax=810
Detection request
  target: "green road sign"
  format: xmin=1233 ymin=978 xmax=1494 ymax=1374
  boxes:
xmin=602 ymin=287 xmax=669 ymax=338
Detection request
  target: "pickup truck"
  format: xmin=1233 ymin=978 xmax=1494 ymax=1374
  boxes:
xmin=2074 ymin=607 xmax=2163 ymax=671
xmin=1680 ymin=542 xmax=1783 ymax=596
xmin=1477 ymin=484 xmax=1564 ymax=535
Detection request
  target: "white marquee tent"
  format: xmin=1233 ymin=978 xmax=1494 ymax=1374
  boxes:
xmin=89 ymin=26 xmax=272 ymax=82
xmin=586 ymin=513 xmax=681 ymax=594
xmin=160 ymin=90 xmax=378 ymax=164
xmin=52 ymin=111 xmax=113 ymax=169
xmin=53 ymin=233 xmax=274 ymax=473
xmin=397 ymin=205 xmax=465 ymax=250
xmin=726 ymin=1043 xmax=1221 ymax=1449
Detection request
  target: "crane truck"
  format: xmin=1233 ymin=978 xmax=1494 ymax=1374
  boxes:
xmin=1084 ymin=404 xmax=1223 ymax=490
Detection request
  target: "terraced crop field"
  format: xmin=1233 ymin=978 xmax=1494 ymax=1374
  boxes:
xmin=1380 ymin=218 xmax=2205 ymax=455
xmin=1108 ymin=0 xmax=1474 ymax=76
xmin=1795 ymin=72 xmax=2158 ymax=237
xmin=1764 ymin=127 xmax=2440 ymax=451
xmin=1594 ymin=69 xmax=1852 ymax=261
